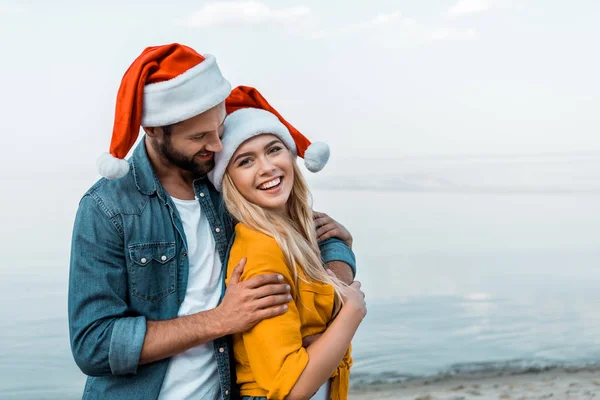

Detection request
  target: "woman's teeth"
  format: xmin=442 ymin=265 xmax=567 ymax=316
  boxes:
xmin=259 ymin=177 xmax=281 ymax=190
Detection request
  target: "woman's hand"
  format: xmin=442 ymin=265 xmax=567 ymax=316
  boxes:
xmin=340 ymin=280 xmax=367 ymax=320
xmin=313 ymin=211 xmax=353 ymax=248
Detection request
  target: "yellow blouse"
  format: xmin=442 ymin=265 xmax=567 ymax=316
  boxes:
xmin=226 ymin=223 xmax=352 ymax=400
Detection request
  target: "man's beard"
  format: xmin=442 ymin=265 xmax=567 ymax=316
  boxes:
xmin=158 ymin=136 xmax=214 ymax=178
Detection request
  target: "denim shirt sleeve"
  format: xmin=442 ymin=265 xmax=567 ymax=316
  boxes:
xmin=68 ymin=195 xmax=147 ymax=377
xmin=318 ymin=238 xmax=357 ymax=278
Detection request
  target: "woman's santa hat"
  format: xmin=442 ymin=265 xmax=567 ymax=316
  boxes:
xmin=97 ymin=43 xmax=231 ymax=179
xmin=208 ymin=86 xmax=330 ymax=192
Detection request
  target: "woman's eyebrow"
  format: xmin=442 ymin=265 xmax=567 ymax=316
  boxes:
xmin=264 ymin=139 xmax=281 ymax=148
xmin=233 ymin=140 xmax=283 ymax=163
xmin=233 ymin=151 xmax=254 ymax=163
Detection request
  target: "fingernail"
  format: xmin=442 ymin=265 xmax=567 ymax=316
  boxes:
xmin=286 ymin=284 xmax=291 ymax=291
xmin=283 ymin=305 xmax=288 ymax=310
xmin=287 ymin=295 xmax=292 ymax=301
xmin=277 ymin=275 xmax=284 ymax=281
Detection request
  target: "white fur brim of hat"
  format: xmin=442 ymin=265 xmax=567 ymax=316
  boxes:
xmin=97 ymin=54 xmax=231 ymax=180
xmin=142 ymin=54 xmax=231 ymax=127
xmin=208 ymin=107 xmax=330 ymax=192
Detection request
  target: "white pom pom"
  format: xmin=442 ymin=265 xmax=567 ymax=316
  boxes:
xmin=97 ymin=152 xmax=130 ymax=180
xmin=303 ymin=142 xmax=330 ymax=172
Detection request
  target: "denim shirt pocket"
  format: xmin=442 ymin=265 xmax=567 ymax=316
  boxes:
xmin=128 ymin=242 xmax=177 ymax=302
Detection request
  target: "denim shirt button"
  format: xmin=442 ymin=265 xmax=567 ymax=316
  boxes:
xmin=215 ymin=227 xmax=221 ymax=233
xmin=140 ymin=257 xmax=147 ymax=264
xmin=199 ymin=192 xmax=205 ymax=197
xmin=161 ymin=255 xmax=167 ymax=261
xmin=182 ymin=252 xmax=188 ymax=258
xmin=219 ymin=347 xmax=225 ymax=353
xmin=225 ymin=389 xmax=229 ymax=395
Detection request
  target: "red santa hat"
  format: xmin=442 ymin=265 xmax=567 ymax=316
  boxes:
xmin=208 ymin=86 xmax=330 ymax=191
xmin=97 ymin=43 xmax=231 ymax=179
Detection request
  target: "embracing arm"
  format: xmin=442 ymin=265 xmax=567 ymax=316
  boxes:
xmin=140 ymin=259 xmax=291 ymax=365
xmin=68 ymin=196 xmax=288 ymax=376
xmin=139 ymin=310 xmax=225 ymax=366
xmin=315 ymin=212 xmax=356 ymax=284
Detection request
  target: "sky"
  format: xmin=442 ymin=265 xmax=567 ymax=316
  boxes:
xmin=1 ymin=0 xmax=599 ymax=180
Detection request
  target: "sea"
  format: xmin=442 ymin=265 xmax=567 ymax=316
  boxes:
xmin=1 ymin=153 xmax=599 ymax=398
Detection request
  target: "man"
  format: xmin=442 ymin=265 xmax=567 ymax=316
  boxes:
xmin=68 ymin=43 xmax=356 ymax=400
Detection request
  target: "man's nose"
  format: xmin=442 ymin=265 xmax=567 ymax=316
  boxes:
xmin=205 ymin=131 xmax=223 ymax=153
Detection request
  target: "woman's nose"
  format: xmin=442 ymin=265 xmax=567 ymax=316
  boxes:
xmin=257 ymin=157 xmax=276 ymax=175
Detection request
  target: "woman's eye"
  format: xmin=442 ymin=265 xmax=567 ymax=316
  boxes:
xmin=268 ymin=146 xmax=282 ymax=154
xmin=238 ymin=158 xmax=251 ymax=167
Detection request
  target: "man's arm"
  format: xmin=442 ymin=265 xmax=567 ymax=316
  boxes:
xmin=139 ymin=259 xmax=290 ymax=365
xmin=69 ymin=196 xmax=289 ymax=376
xmin=315 ymin=211 xmax=356 ymax=285
xmin=69 ymin=195 xmax=144 ymax=376
xmin=325 ymin=260 xmax=354 ymax=285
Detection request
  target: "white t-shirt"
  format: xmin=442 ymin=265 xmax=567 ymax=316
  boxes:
xmin=158 ymin=197 xmax=223 ymax=400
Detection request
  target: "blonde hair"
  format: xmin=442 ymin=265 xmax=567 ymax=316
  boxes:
xmin=223 ymin=158 xmax=345 ymax=302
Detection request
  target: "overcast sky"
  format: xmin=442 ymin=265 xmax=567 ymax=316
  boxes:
xmin=1 ymin=0 xmax=599 ymax=177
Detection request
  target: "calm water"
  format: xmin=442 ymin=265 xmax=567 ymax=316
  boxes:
xmin=1 ymin=166 xmax=599 ymax=397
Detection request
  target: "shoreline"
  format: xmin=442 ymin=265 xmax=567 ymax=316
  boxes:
xmin=349 ymin=367 xmax=600 ymax=399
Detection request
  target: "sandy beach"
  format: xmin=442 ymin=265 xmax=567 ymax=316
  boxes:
xmin=350 ymin=368 xmax=600 ymax=400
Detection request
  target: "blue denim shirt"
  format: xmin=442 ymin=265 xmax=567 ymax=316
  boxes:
xmin=68 ymin=139 xmax=356 ymax=400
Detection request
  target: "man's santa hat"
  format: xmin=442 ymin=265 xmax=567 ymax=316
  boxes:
xmin=208 ymin=86 xmax=330 ymax=192
xmin=97 ymin=43 xmax=231 ymax=179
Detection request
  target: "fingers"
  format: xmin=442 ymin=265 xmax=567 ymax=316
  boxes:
xmin=255 ymin=293 xmax=293 ymax=310
xmin=255 ymin=305 xmax=289 ymax=321
xmin=350 ymin=281 xmax=366 ymax=298
xmin=316 ymin=223 xmax=337 ymax=238
xmin=313 ymin=211 xmax=332 ymax=228
xmin=253 ymin=282 xmax=291 ymax=299
xmin=317 ymin=227 xmax=340 ymax=242
xmin=314 ymin=215 xmax=332 ymax=229
xmin=244 ymin=273 xmax=285 ymax=289
xmin=313 ymin=211 xmax=327 ymax=220
xmin=228 ymin=258 xmax=246 ymax=285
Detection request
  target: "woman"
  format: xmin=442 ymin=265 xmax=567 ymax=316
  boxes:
xmin=208 ymin=86 xmax=367 ymax=400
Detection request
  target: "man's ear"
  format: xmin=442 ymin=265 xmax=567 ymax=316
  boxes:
xmin=143 ymin=126 xmax=162 ymax=138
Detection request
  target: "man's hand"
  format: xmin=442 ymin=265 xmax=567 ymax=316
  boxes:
xmin=215 ymin=258 xmax=292 ymax=335
xmin=139 ymin=258 xmax=291 ymax=366
xmin=314 ymin=211 xmax=353 ymax=248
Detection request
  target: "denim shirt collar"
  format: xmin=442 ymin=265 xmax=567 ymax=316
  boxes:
xmin=130 ymin=137 xmax=168 ymax=201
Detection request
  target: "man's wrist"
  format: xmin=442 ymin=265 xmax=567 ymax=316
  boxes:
xmin=191 ymin=307 xmax=230 ymax=343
